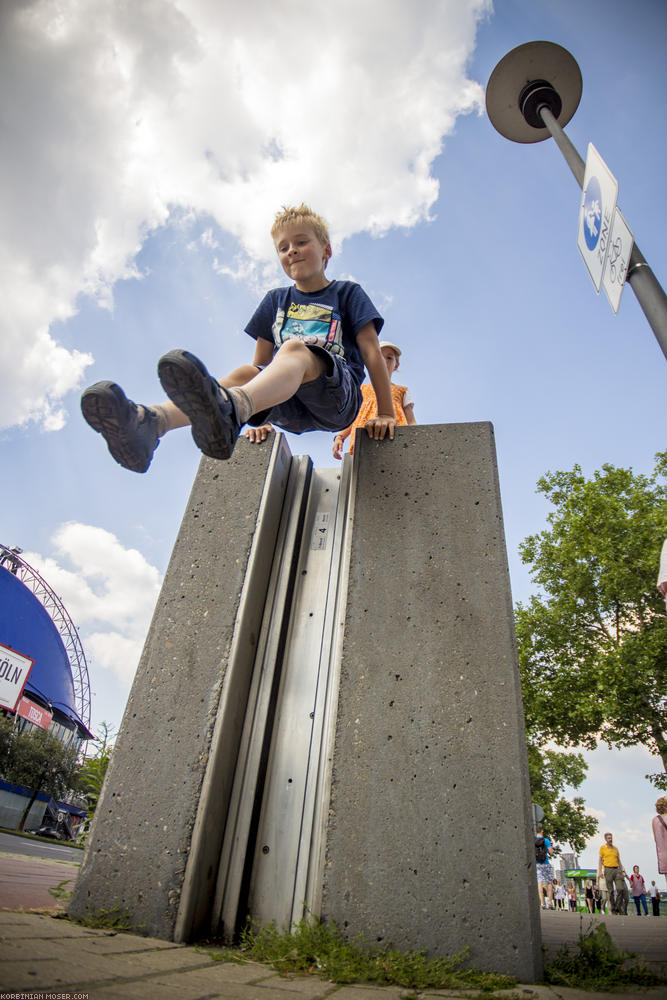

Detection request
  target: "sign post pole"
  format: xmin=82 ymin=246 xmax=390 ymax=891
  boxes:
xmin=486 ymin=41 xmax=667 ymax=361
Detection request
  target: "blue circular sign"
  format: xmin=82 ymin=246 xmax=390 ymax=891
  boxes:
xmin=583 ymin=175 xmax=603 ymax=252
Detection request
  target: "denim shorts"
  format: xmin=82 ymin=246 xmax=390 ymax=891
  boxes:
xmin=249 ymin=347 xmax=362 ymax=435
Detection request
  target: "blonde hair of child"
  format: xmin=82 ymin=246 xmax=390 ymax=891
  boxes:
xmin=656 ymin=797 xmax=667 ymax=815
xmin=271 ymin=204 xmax=331 ymax=247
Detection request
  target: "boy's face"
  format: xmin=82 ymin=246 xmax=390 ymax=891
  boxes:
xmin=274 ymin=222 xmax=331 ymax=292
xmin=380 ymin=345 xmax=399 ymax=377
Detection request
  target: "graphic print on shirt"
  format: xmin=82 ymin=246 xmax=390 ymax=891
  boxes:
xmin=271 ymin=302 xmax=345 ymax=359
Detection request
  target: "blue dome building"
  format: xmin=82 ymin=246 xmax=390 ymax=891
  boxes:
xmin=0 ymin=545 xmax=92 ymax=746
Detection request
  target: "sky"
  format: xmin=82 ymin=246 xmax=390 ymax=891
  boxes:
xmin=2 ymin=0 xmax=666 ymax=886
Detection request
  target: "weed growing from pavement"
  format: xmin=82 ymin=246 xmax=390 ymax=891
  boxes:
xmin=204 ymin=916 xmax=517 ymax=991
xmin=67 ymin=905 xmax=144 ymax=934
xmin=544 ymin=921 xmax=667 ymax=991
xmin=48 ymin=879 xmax=73 ymax=901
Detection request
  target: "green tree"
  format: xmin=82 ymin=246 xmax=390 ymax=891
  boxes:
xmin=516 ymin=451 xmax=667 ymax=789
xmin=527 ymin=745 xmax=598 ymax=852
xmin=0 ymin=716 xmax=79 ymax=830
xmin=0 ymin=714 xmax=14 ymax=763
xmin=77 ymin=722 xmax=115 ymax=818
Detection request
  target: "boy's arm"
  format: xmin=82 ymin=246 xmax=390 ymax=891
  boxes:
xmin=252 ymin=338 xmax=275 ymax=367
xmin=357 ymin=324 xmax=396 ymax=440
xmin=333 ymin=422 xmax=353 ymax=460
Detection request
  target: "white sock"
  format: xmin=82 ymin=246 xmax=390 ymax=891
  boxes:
xmin=146 ymin=403 xmax=189 ymax=437
xmin=225 ymin=386 xmax=255 ymax=425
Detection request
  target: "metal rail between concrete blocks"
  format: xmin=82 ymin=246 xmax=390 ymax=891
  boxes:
xmin=210 ymin=450 xmax=354 ymax=942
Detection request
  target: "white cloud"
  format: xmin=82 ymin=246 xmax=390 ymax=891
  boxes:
xmin=23 ymin=523 xmax=162 ymax=691
xmin=85 ymin=632 xmax=147 ymax=687
xmin=0 ymin=0 xmax=490 ymax=431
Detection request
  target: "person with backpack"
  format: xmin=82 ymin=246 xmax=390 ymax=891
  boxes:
xmin=535 ymin=824 xmax=555 ymax=909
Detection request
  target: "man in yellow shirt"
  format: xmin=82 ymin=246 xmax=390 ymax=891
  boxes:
xmin=598 ymin=831 xmax=628 ymax=914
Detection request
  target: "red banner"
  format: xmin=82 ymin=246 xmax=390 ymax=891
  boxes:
xmin=17 ymin=696 xmax=53 ymax=730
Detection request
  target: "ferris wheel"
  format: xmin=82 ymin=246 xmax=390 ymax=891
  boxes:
xmin=0 ymin=543 xmax=91 ymax=730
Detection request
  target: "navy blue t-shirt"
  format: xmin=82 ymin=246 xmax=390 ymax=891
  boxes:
xmin=245 ymin=279 xmax=384 ymax=388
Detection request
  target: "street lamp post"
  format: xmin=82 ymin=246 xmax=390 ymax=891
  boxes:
xmin=486 ymin=41 xmax=667 ymax=361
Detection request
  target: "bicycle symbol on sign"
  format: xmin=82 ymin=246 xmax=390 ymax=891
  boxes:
xmin=606 ymin=236 xmax=625 ymax=286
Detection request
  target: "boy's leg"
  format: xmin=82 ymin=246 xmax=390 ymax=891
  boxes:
xmin=235 ymin=340 xmax=327 ymax=415
xmin=81 ymin=363 xmax=263 ymax=472
xmin=157 ymin=343 xmax=326 ymax=460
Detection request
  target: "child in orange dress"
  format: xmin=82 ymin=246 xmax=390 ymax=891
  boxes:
xmin=332 ymin=341 xmax=416 ymax=459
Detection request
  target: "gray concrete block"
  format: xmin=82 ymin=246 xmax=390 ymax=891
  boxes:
xmin=69 ymin=435 xmax=291 ymax=940
xmin=320 ymin=423 xmax=542 ymax=980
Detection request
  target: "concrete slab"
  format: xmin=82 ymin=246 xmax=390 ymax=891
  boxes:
xmin=69 ymin=437 xmax=292 ymax=941
xmin=90 ymin=973 xmax=322 ymax=1000
xmin=320 ymin=423 xmax=542 ymax=980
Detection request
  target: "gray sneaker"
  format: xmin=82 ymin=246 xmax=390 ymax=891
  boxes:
xmin=81 ymin=381 xmax=159 ymax=473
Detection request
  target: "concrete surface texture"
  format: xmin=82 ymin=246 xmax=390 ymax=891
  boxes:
xmin=321 ymin=423 xmax=542 ymax=980
xmin=69 ymin=436 xmax=292 ymax=941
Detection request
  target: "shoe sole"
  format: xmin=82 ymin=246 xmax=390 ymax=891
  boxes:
xmin=157 ymin=351 xmax=238 ymax=460
xmin=81 ymin=382 xmax=154 ymax=473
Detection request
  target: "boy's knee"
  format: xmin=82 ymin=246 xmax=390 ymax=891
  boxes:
xmin=277 ymin=339 xmax=329 ymax=379
xmin=277 ymin=339 xmax=309 ymax=357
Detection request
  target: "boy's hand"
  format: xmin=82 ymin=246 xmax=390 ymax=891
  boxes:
xmin=364 ymin=415 xmax=396 ymax=441
xmin=332 ymin=434 xmax=345 ymax=460
xmin=245 ymin=423 xmax=274 ymax=443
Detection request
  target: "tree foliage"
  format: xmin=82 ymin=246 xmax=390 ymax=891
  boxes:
xmin=0 ymin=714 xmax=79 ymax=828
xmin=516 ymin=451 xmax=667 ymax=790
xmin=77 ymin=722 xmax=115 ymax=818
xmin=527 ymin=743 xmax=598 ymax=853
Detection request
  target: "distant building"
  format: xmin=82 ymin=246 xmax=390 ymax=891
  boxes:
xmin=0 ymin=544 xmax=92 ymax=747
xmin=0 ymin=544 xmax=93 ymax=835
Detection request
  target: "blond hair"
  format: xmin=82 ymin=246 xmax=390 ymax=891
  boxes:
xmin=271 ymin=204 xmax=331 ymax=247
xmin=656 ymin=797 xmax=667 ymax=815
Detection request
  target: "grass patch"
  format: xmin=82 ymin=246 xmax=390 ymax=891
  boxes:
xmin=544 ymin=921 xmax=666 ymax=991
xmin=67 ymin=906 xmax=144 ymax=934
xmin=230 ymin=916 xmax=517 ymax=991
xmin=200 ymin=946 xmax=248 ymax=965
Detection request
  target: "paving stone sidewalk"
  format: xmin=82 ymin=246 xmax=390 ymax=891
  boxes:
xmin=1 ymin=910 xmax=667 ymax=1000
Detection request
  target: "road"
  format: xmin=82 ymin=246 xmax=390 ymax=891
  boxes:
xmin=0 ymin=830 xmax=83 ymax=864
